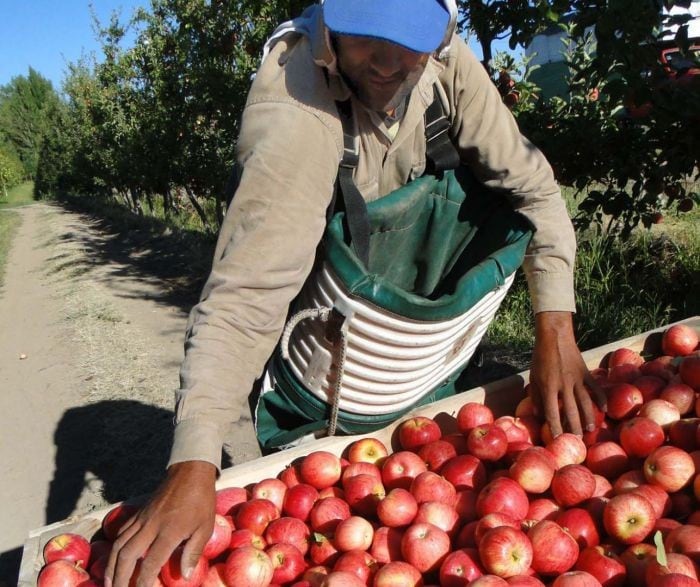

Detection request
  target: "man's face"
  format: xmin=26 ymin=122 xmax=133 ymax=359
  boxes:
xmin=333 ymin=35 xmax=431 ymax=112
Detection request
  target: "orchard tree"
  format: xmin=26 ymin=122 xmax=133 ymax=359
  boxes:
xmin=0 ymin=69 xmax=61 ymax=178
xmin=0 ymin=145 xmax=24 ymax=198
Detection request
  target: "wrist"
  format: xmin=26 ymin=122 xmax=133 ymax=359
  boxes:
xmin=535 ymin=311 xmax=573 ymax=337
xmin=167 ymin=460 xmax=218 ymax=482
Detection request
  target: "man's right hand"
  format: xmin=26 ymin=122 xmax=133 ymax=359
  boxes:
xmin=104 ymin=460 xmax=217 ymax=587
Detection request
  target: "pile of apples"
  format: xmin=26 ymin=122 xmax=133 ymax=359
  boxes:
xmin=37 ymin=324 xmax=700 ymax=587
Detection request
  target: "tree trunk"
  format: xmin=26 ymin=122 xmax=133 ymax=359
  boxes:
xmin=163 ymin=189 xmax=172 ymax=218
xmin=214 ymin=190 xmax=224 ymax=228
xmin=145 ymin=191 xmax=154 ymax=214
xmin=480 ymin=37 xmax=493 ymax=73
xmin=184 ymin=186 xmax=209 ymax=230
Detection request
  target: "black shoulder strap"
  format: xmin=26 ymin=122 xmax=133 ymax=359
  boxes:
xmin=333 ymin=99 xmax=371 ymax=267
xmin=424 ymin=83 xmax=461 ymax=174
xmin=330 ymin=85 xmax=459 ymax=268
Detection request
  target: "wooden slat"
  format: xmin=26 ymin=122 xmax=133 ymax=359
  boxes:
xmin=18 ymin=316 xmax=699 ymax=585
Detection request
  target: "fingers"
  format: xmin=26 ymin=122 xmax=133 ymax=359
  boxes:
xmin=179 ymin=526 xmax=210 ymax=578
xmin=134 ymin=534 xmax=183 ymax=587
xmin=574 ymin=381 xmax=598 ymax=432
xmin=561 ymin=386 xmax=583 ymax=436
xmin=104 ymin=519 xmax=141 ymax=587
xmin=585 ymin=373 xmax=608 ymax=412
xmin=542 ymin=383 xmax=564 ymax=438
xmin=107 ymin=522 xmax=155 ymax=587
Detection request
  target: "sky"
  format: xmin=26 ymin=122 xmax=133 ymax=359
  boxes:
xmin=0 ymin=1 xmax=516 ymax=91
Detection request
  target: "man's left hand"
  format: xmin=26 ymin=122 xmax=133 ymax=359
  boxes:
xmin=528 ymin=311 xmax=606 ymax=438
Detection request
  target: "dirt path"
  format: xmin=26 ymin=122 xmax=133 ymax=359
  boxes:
xmin=0 ymin=203 xmax=260 ymax=584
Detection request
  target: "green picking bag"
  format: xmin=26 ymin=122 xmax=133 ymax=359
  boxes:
xmin=255 ymin=166 xmax=533 ymax=450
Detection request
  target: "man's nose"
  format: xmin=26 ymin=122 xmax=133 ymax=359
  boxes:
xmin=369 ymin=44 xmax=406 ymax=77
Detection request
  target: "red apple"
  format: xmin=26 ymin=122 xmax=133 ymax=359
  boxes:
xmin=264 ymin=516 xmax=310 ymax=555
xmin=440 ymin=454 xmax=487 ymax=491
xmin=310 ymin=497 xmax=351 ymax=534
xmin=608 ymin=348 xmax=644 ymax=368
xmin=381 ymin=451 xmax=428 ymax=490
xmin=443 ymin=432 xmax=469 ymax=455
xmin=439 ymin=548 xmax=485 ymax=586
xmin=618 ymin=417 xmax=665 ymax=458
xmin=592 ymin=474 xmax=613 ymax=498
xmin=660 ymin=382 xmax=696 ymax=414
xmin=457 ymin=402 xmax=494 ymax=434
xmin=680 ymin=356 xmax=700 ymax=389
xmin=333 ymin=516 xmax=373 ymax=552
xmin=410 ymin=471 xmax=456 ymax=506
xmin=414 ymin=501 xmax=460 ymax=536
xmin=477 ymin=477 xmax=529 ymax=521
xmin=608 ymin=364 xmax=642 ymax=384
xmin=551 ymin=464 xmax=596 ymax=507
xmin=641 ymin=399 xmax=682 ymax=432
xmin=401 ymin=522 xmax=451 ymax=573
xmin=343 ymin=473 xmax=385 ymax=516
xmin=644 ymin=445 xmax=695 ymax=492
xmin=467 ymin=424 xmax=509 ymax=462
xmin=43 ymin=533 xmax=91 ymax=568
xmin=372 ymin=561 xmax=423 ymax=587
xmin=653 ymin=518 xmax=682 ymax=540
xmin=376 ymin=488 xmax=418 ymax=528
xmin=203 ymin=514 xmax=234 ymax=560
xmin=454 ymin=489 xmax=478 ymax=521
xmin=606 ymin=384 xmax=643 ymax=420
xmin=620 ymin=542 xmax=656 ymax=585
xmin=469 ymin=577 xmax=509 ymax=587
xmin=493 ymin=416 xmax=530 ymax=444
xmin=648 ymin=574 xmax=700 ymax=587
xmin=478 ymin=526 xmax=533 ymax=578
xmin=160 ymin=547 xmax=208 ymax=587
xmin=551 ymin=571 xmax=603 ymax=586
xmin=547 ymin=433 xmax=587 ymax=468
xmin=556 ymin=508 xmax=600 ymax=549
xmin=646 ymin=552 xmax=698 ymax=584
xmin=633 ymin=376 xmax=666 ymax=403
xmin=300 ymin=452 xmax=342 ymax=490
xmin=229 ymin=528 xmax=266 ymax=550
xmin=528 ymin=520 xmax=579 ymax=576
xmin=612 ymin=469 xmax=646 ymax=494
xmin=662 ymin=325 xmax=699 ymax=356
xmin=321 ymin=570 xmax=366 ymax=587
xmin=585 ymin=442 xmax=630 ymax=479
xmin=268 ymin=542 xmax=307 ymax=584
xmin=278 ymin=464 xmax=302 ymax=488
xmin=202 ymin=562 xmax=227 ymax=587
xmin=37 ymin=560 xmax=90 ymax=587
xmin=515 ymin=396 xmax=536 ymax=418
xmin=506 ymin=576 xmax=545 ymax=587
xmin=234 ymin=498 xmax=280 ymax=535
xmin=101 ymin=503 xmax=139 ymax=542
xmin=665 ymin=525 xmax=700 ymax=562
xmin=630 ymin=484 xmax=671 ymax=519
xmin=398 ymin=416 xmax=442 ymax=451
xmin=251 ymin=478 xmax=287 ymax=511
xmin=603 ymin=493 xmax=656 ymax=545
xmin=341 ymin=462 xmax=382 ymax=485
xmin=369 ymin=526 xmax=404 ymax=564
xmin=333 ymin=550 xmax=378 ymax=584
xmin=283 ymin=483 xmax=319 ymax=522
xmin=526 ymin=498 xmax=561 ymax=522
xmin=309 ymin=532 xmax=340 ymax=567
xmin=346 ymin=437 xmax=388 ymax=465
xmin=574 ymin=545 xmax=626 ymax=587
xmin=224 ymin=546 xmax=274 ymax=587
xmin=474 ymin=513 xmax=519 ymax=544
xmin=668 ymin=418 xmax=699 ymax=451
xmin=640 ymin=356 xmax=676 ymax=381
xmin=418 ymin=439 xmax=458 ymax=472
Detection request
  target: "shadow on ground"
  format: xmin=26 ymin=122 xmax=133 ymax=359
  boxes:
xmin=0 ymin=400 xmax=232 ymax=585
xmin=50 ymin=195 xmax=218 ymax=314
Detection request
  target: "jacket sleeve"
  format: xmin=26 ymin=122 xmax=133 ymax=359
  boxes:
xmin=443 ymin=36 xmax=577 ymax=315
xmin=169 ymin=100 xmax=340 ymax=469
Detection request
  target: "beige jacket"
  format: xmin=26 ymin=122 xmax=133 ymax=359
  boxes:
xmin=169 ymin=13 xmax=577 ymax=469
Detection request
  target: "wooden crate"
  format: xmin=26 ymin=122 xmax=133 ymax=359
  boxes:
xmin=18 ymin=317 xmax=699 ymax=585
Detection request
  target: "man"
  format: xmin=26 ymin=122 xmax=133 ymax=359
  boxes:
xmin=106 ymin=1 xmax=604 ymax=585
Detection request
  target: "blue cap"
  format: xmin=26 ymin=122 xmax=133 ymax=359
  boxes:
xmin=323 ymin=0 xmax=450 ymax=54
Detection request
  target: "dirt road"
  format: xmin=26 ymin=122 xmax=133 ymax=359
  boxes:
xmin=0 ymin=203 xmax=260 ymax=584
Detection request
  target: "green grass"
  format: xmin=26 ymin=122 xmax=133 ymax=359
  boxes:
xmin=0 ymin=181 xmax=35 ymax=208
xmin=0 ymin=211 xmax=21 ymax=289
xmin=486 ymin=209 xmax=700 ymax=357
